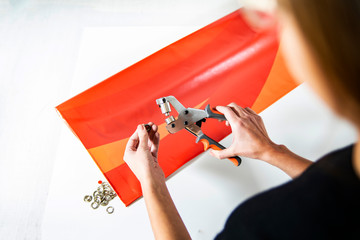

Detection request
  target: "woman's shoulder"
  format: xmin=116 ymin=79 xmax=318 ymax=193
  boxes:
xmin=301 ymin=144 xmax=359 ymax=186
xmin=314 ymin=144 xmax=354 ymax=167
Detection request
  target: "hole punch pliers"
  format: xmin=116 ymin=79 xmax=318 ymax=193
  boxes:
xmin=156 ymin=96 xmax=241 ymax=166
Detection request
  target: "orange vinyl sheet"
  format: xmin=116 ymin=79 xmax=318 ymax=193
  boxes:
xmin=56 ymin=10 xmax=299 ymax=206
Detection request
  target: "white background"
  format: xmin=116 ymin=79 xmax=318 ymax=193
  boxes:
xmin=0 ymin=0 xmax=357 ymax=239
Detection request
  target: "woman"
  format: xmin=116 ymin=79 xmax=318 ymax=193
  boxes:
xmin=123 ymin=0 xmax=360 ymax=239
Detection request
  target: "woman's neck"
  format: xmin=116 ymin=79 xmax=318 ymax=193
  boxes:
xmin=354 ymin=130 xmax=360 ymax=179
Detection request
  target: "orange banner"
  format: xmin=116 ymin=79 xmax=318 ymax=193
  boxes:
xmin=56 ymin=10 xmax=298 ymax=206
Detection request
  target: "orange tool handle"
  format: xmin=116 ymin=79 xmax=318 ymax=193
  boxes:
xmin=197 ymin=134 xmax=241 ymax=166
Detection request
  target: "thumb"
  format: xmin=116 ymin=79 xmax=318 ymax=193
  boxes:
xmin=211 ymin=147 xmax=234 ymax=160
xmin=137 ymin=124 xmax=149 ymax=149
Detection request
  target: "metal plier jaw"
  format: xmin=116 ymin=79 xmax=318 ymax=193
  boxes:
xmin=156 ymin=96 xmax=241 ymax=166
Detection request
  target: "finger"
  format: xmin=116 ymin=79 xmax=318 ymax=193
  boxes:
xmin=150 ymin=132 xmax=160 ymax=157
xmin=228 ymin=102 xmax=246 ymax=118
xmin=148 ymin=122 xmax=155 ymax=139
xmin=146 ymin=122 xmax=156 ymax=147
xmin=257 ymin=118 xmax=270 ymax=138
xmin=152 ymin=123 xmax=158 ymax=134
xmin=245 ymin=114 xmax=265 ymax=137
xmin=210 ymin=147 xmax=235 ymax=160
xmin=215 ymin=106 xmax=239 ymax=126
xmin=149 ymin=124 xmax=158 ymax=146
xmin=243 ymin=107 xmax=261 ymax=127
xmin=138 ymin=124 xmax=149 ymax=149
xmin=126 ymin=129 xmax=139 ymax=151
xmin=244 ymin=107 xmax=257 ymax=115
xmin=244 ymin=107 xmax=269 ymax=137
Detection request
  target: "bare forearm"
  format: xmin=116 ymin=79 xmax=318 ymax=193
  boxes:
xmin=262 ymin=144 xmax=313 ymax=178
xmin=141 ymin=179 xmax=191 ymax=240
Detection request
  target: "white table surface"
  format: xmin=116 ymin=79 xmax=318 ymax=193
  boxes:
xmin=0 ymin=1 xmax=357 ymax=239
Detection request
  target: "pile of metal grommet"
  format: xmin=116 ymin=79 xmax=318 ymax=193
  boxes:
xmin=83 ymin=181 xmax=117 ymax=214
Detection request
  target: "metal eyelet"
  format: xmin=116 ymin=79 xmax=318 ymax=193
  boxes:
xmin=84 ymin=195 xmax=92 ymax=202
xmin=84 ymin=181 xmax=117 ymax=214
xmin=106 ymin=206 xmax=114 ymax=214
xmin=97 ymin=186 xmax=104 ymax=193
xmin=91 ymin=201 xmax=100 ymax=209
xmin=93 ymin=191 xmax=98 ymax=198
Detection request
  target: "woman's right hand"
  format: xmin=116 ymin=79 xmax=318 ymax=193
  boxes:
xmin=210 ymin=103 xmax=280 ymax=162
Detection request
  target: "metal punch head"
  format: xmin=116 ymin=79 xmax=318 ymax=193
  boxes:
xmin=156 ymin=97 xmax=172 ymax=116
xmin=156 ymin=96 xmax=189 ymax=134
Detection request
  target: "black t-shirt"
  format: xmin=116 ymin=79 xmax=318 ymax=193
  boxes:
xmin=215 ymin=144 xmax=360 ymax=239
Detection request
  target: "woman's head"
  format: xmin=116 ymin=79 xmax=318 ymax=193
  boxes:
xmin=276 ymin=0 xmax=360 ymax=126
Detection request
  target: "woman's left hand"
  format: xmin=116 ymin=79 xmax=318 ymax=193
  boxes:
xmin=123 ymin=122 xmax=164 ymax=186
xmin=125 ymin=123 xmax=191 ymax=240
